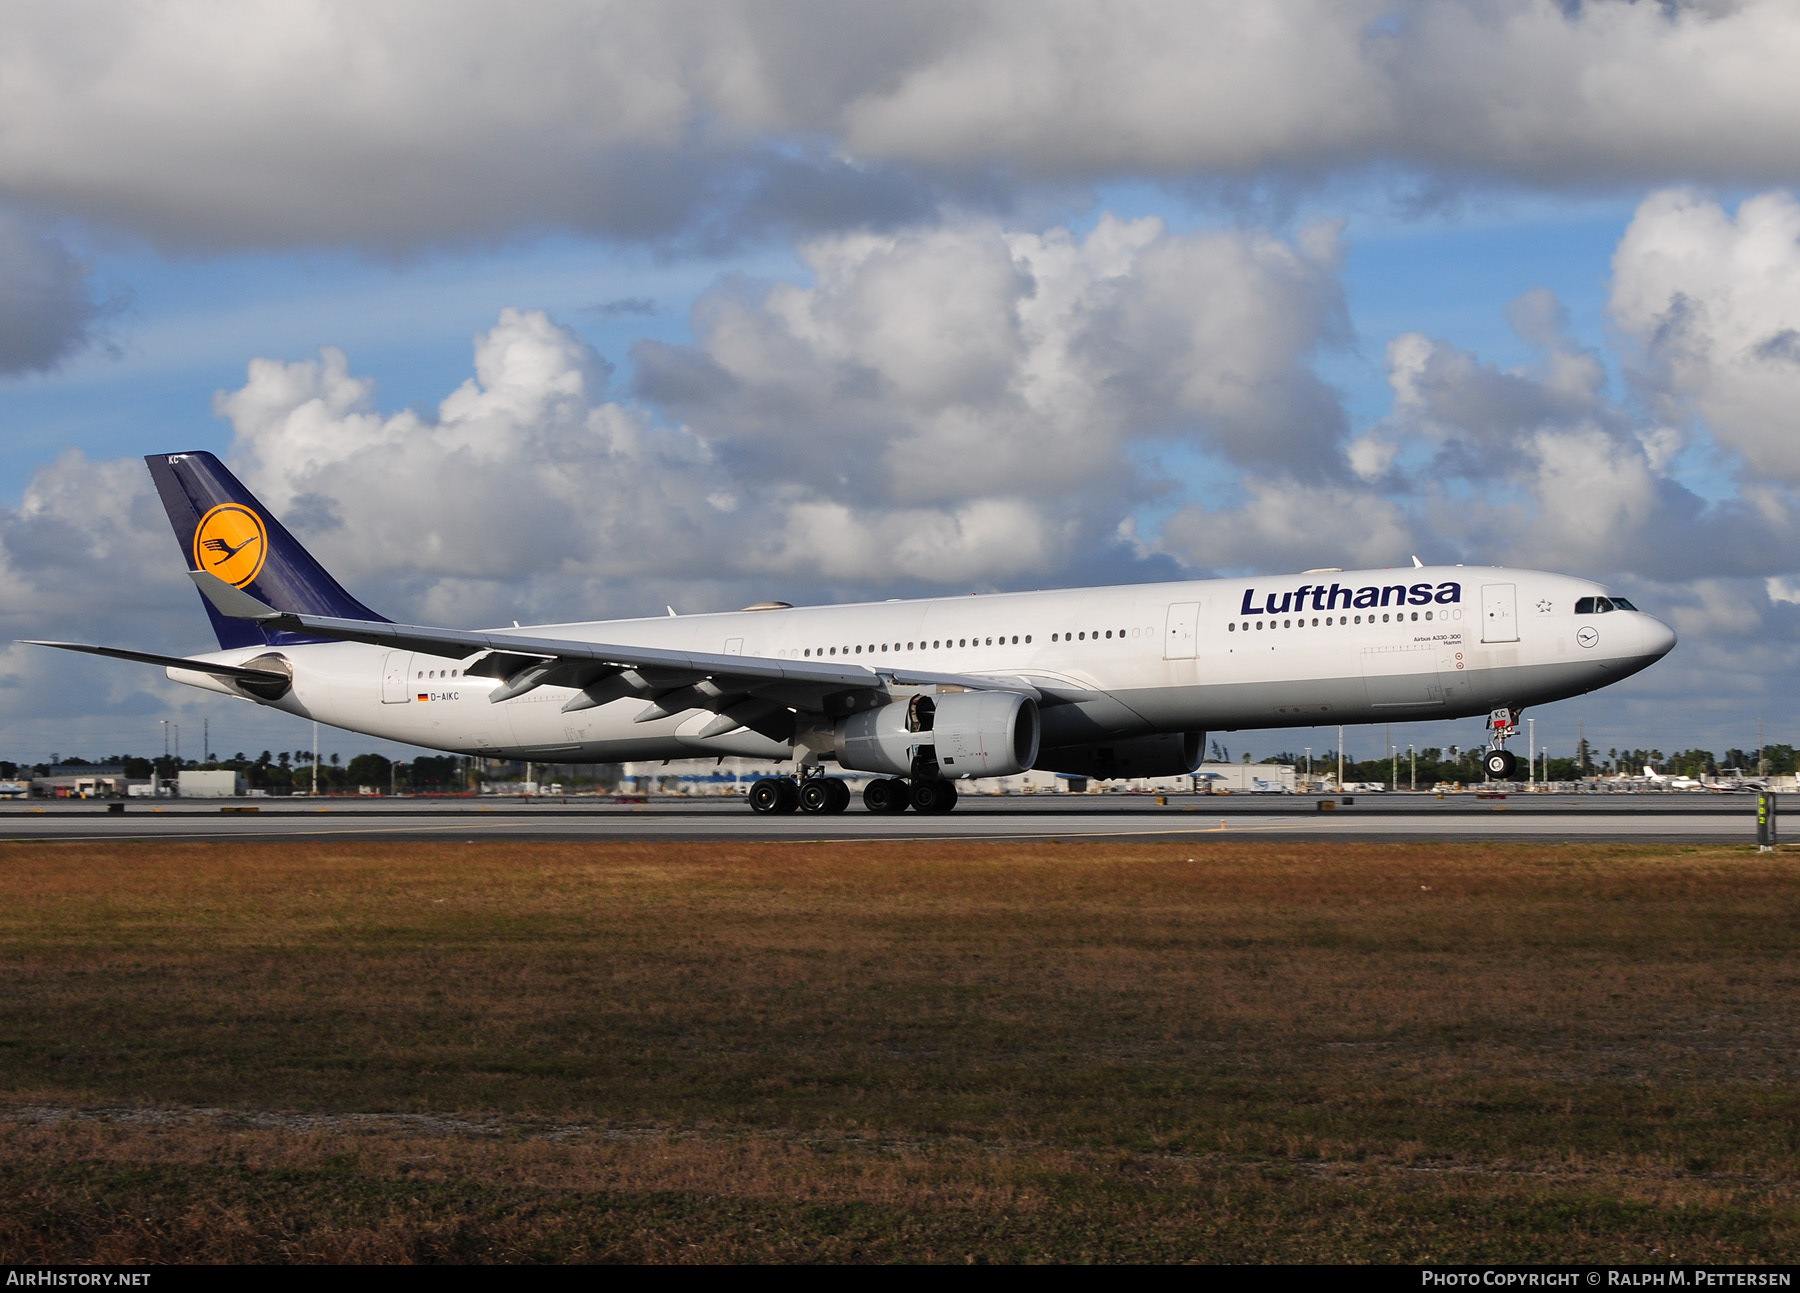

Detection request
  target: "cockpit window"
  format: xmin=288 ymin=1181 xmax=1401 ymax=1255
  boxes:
xmin=1594 ymin=596 xmax=1615 ymax=612
xmin=1574 ymin=597 xmax=1596 ymax=614
xmin=1610 ymin=596 xmax=1638 ymax=611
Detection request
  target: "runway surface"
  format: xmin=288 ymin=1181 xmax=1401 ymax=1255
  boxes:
xmin=0 ymin=791 xmax=1776 ymax=843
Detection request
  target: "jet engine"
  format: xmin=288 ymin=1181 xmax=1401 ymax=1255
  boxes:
xmin=1034 ymin=731 xmax=1204 ymax=781
xmin=836 ymin=690 xmax=1040 ymax=780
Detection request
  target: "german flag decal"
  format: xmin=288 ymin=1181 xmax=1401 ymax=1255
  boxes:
xmin=417 ymin=693 xmax=428 ymax=702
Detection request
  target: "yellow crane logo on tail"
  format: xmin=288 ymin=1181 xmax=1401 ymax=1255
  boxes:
xmin=192 ymin=503 xmax=268 ymax=588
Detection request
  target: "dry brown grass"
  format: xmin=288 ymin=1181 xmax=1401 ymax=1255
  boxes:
xmin=1 ymin=839 xmax=1797 ymax=1261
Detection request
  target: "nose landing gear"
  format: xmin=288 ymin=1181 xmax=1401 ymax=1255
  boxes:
xmin=1483 ymin=707 xmax=1521 ymax=780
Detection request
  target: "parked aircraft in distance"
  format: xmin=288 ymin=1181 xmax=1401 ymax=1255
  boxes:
xmin=1641 ymin=765 xmax=1706 ymax=791
xmin=28 ymin=452 xmax=1677 ymax=814
xmin=1639 ymin=765 xmax=1760 ymax=793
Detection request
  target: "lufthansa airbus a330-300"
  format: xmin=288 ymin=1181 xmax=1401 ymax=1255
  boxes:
xmin=28 ymin=452 xmax=1676 ymax=813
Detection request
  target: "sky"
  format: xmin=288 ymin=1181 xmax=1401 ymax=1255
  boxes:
xmin=4 ymin=0 xmax=1800 ymax=769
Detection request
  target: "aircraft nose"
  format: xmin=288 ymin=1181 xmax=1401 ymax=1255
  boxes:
xmin=1640 ymin=615 xmax=1677 ymax=660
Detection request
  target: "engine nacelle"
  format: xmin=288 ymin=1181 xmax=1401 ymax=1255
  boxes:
xmin=836 ymin=690 xmax=1040 ymax=780
xmin=1034 ymin=732 xmax=1204 ymax=781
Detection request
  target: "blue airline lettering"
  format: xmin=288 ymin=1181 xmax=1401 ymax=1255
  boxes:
xmin=1238 ymin=581 xmax=1462 ymax=615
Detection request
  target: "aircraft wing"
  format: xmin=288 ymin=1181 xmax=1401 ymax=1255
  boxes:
xmin=189 ymin=570 xmax=1043 ymax=741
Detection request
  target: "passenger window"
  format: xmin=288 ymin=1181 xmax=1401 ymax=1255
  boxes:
xmin=959 ymin=638 xmax=966 ymax=647
xmin=1574 ymin=597 xmax=1595 ymax=614
xmin=1255 ymin=621 xmax=1263 ymax=631
xmin=1025 ymin=635 xmax=1032 ymax=643
xmin=1410 ymin=612 xmax=1418 ymax=621
xmin=1424 ymin=611 xmax=1431 ymax=621
xmin=1382 ymin=613 xmax=1390 ymax=622
xmin=1311 ymin=618 xmax=1318 ymax=626
xmin=1283 ymin=619 xmax=1290 ymax=628
xmin=1229 ymin=623 xmax=1236 ymax=632
xmin=1078 ymin=632 xmax=1085 ymax=640
xmin=854 ymin=645 xmax=861 ymax=653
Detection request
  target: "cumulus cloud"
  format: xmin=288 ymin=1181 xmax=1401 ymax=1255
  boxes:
xmin=637 ymin=214 xmax=1347 ymax=517
xmin=3 ymin=2 xmax=1800 ymax=249
xmin=0 ymin=449 xmax=203 ymax=745
xmin=1152 ymin=189 xmax=1800 ymax=595
xmin=215 ymin=308 xmax=733 ymax=625
xmin=1611 ymin=187 xmax=1800 ymax=483
xmin=188 ymin=213 xmax=1349 ymax=610
xmin=0 ymin=215 xmax=102 ymax=373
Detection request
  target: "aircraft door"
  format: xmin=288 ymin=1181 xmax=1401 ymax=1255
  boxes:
xmin=1481 ymin=583 xmax=1519 ymax=643
xmin=1164 ymin=602 xmax=1200 ymax=659
xmin=381 ymin=650 xmax=414 ymax=703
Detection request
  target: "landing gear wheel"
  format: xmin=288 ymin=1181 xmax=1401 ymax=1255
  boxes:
xmin=862 ymin=778 xmax=910 ymax=813
xmin=909 ymin=779 xmax=958 ymax=813
xmin=1483 ymin=749 xmax=1518 ymax=780
xmin=798 ymin=779 xmax=835 ymax=813
xmin=749 ymin=777 xmax=798 ymax=813
xmin=825 ymin=779 xmax=851 ymax=813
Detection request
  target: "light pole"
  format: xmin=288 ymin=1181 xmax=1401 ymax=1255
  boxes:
xmin=1337 ymin=725 xmax=1344 ymax=791
xmin=1304 ymin=747 xmax=1311 ymax=790
xmin=1528 ymin=717 xmax=1535 ymax=790
xmin=390 ymin=760 xmax=405 ymax=797
xmin=1409 ymin=743 xmax=1416 ymax=791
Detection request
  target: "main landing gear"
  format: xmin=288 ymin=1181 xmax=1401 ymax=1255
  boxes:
xmin=864 ymin=777 xmax=959 ymax=814
xmin=748 ymin=775 xmax=851 ymax=815
xmin=745 ymin=775 xmax=960 ymax=814
xmin=1482 ymin=707 xmax=1520 ymax=780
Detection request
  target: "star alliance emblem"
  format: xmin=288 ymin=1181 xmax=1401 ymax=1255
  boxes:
xmin=1536 ymin=599 xmax=1554 ymax=614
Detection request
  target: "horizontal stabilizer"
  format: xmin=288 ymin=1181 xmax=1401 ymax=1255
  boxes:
xmin=21 ymin=640 xmax=291 ymax=684
xmin=188 ymin=569 xmax=283 ymax=621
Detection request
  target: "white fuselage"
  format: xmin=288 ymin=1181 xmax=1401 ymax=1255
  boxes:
xmin=167 ymin=564 xmax=1675 ymax=765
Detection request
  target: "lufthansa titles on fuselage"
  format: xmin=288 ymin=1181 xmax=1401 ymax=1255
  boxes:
xmin=1238 ymin=580 xmax=1462 ymax=617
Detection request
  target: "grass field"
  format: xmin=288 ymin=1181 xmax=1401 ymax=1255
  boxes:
xmin=1 ymin=838 xmax=1797 ymax=1263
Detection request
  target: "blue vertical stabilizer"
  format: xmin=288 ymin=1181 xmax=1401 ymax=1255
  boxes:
xmin=145 ymin=451 xmax=388 ymax=649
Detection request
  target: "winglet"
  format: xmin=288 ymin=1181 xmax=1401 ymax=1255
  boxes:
xmin=188 ymin=569 xmax=285 ymax=621
xmin=1411 ymin=554 xmax=1424 ymax=568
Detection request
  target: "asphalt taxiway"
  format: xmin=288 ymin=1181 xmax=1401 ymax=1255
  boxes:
xmin=0 ymin=792 xmax=1776 ymax=844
